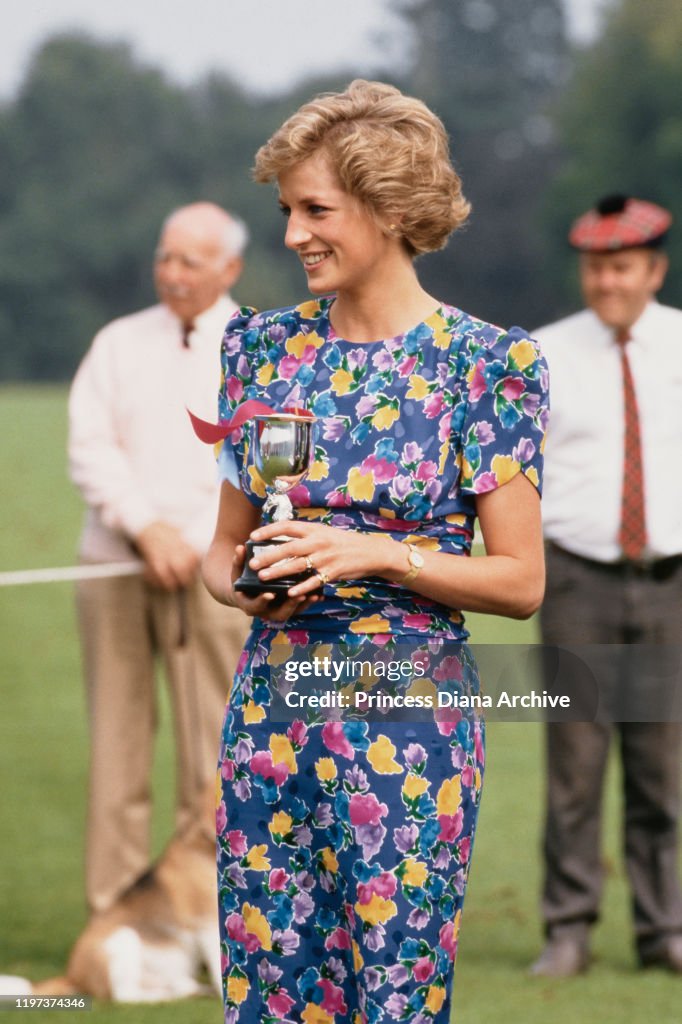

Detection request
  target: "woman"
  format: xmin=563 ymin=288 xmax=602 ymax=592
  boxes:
xmin=203 ymin=80 xmax=548 ymax=1024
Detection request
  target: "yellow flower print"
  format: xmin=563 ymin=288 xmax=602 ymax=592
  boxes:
xmin=315 ymin=757 xmax=338 ymax=781
xmin=321 ymin=847 xmax=339 ymax=872
xmin=352 ymin=939 xmax=364 ymax=972
xmin=425 ymin=984 xmax=446 ymax=1015
xmin=215 ymin=772 xmax=223 ymax=809
xmin=405 ymin=534 xmax=439 ymax=550
xmin=432 ymin=320 xmax=452 ymax=349
xmin=354 ymin=893 xmax=398 ymax=926
xmin=243 ymin=902 xmax=273 ymax=950
xmin=247 ymin=465 xmax=266 ymax=498
xmin=508 ymin=338 xmax=537 ymax=371
xmin=256 ymin=362 xmax=275 ymax=386
xmin=371 ymin=404 xmax=400 ymax=431
xmin=245 ymin=845 xmax=271 ymax=871
xmin=475 ymin=767 xmax=482 ymax=793
xmin=330 ymin=367 xmax=354 ymax=395
xmin=436 ymin=776 xmax=462 ymax=816
xmin=226 ymin=972 xmax=249 ymax=1004
xmin=307 ymin=459 xmax=330 ymax=481
xmin=296 ymin=299 xmax=322 ymax=320
xmin=346 ymin=467 xmax=375 ymax=502
xmin=367 ymin=735 xmax=403 ymax=774
xmin=490 ymin=453 xmax=520 ymax=487
xmin=438 ymin=439 xmax=450 ymax=476
xmin=296 ymin=506 xmax=328 ymax=519
xmin=461 ymin=456 xmax=473 ymax=482
xmin=269 ymin=811 xmax=293 ymax=836
xmin=301 ymin=1006 xmax=335 ymax=1024
xmin=335 ymin=586 xmax=366 ymax=599
xmin=286 ymin=330 xmax=325 ymax=358
xmin=406 ymin=374 xmax=429 ymax=401
xmin=401 ymin=858 xmax=429 ymax=888
xmin=407 ymin=678 xmax=437 ymax=704
xmin=525 ymin=465 xmax=539 ymax=488
xmin=403 ymin=774 xmax=430 ymax=800
xmin=269 ymin=734 xmax=296 ymax=772
xmin=445 ymin=513 xmax=467 ymax=526
xmin=243 ymin=701 xmax=266 ymax=724
xmin=350 ymin=614 xmax=391 ymax=635
xmin=268 ymin=634 xmax=294 ymax=665
xmin=378 ymin=506 xmax=395 ymax=519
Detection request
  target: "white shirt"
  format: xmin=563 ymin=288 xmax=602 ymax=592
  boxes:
xmin=535 ymin=301 xmax=682 ymax=562
xmin=69 ymin=295 xmax=237 ymax=561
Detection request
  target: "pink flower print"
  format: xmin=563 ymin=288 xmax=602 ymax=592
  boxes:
xmin=268 ymin=868 xmax=288 ymax=891
xmin=472 ymin=471 xmax=498 ymax=493
xmin=461 ymin=765 xmax=474 ymax=788
xmin=287 ymin=720 xmax=308 ymax=747
xmin=438 ymin=810 xmax=463 ymax=843
xmin=413 ymin=957 xmax=435 ymax=983
xmin=227 ymin=830 xmax=248 ymax=857
xmin=433 ymin=655 xmax=464 ymax=683
xmin=326 ymin=489 xmax=352 ymax=507
xmin=458 ymin=836 xmax=472 ymax=864
xmin=216 ymin=801 xmax=227 ymax=834
xmin=287 ymin=483 xmax=311 ymax=506
xmin=402 ymin=613 xmax=432 ymax=631
xmin=322 ymin=722 xmax=355 ymax=759
xmin=361 ymin=455 xmax=398 ymax=483
xmin=397 ymin=354 xmax=418 ymax=376
xmin=267 ymin=991 xmax=296 ymax=1018
xmin=221 ymin=760 xmax=235 ymax=781
xmin=226 ymin=376 xmax=244 ymax=402
xmin=474 ymin=722 xmax=485 ymax=765
xmin=415 ymin=460 xmax=438 ymax=482
xmin=324 ymin=926 xmax=352 ymax=951
xmin=423 ymin=392 xmax=445 ymax=419
xmin=439 ymin=921 xmax=458 ymax=960
xmin=236 ymin=649 xmax=249 ymax=675
xmin=349 ymin=793 xmax=388 ymax=826
xmin=435 ymin=713 xmax=462 ymax=735
xmin=249 ymin=751 xmax=289 ymax=785
xmin=318 ymin=978 xmax=348 ymax=1016
xmin=501 ymin=376 xmax=525 ymax=401
xmin=278 ymin=354 xmax=302 ymax=380
xmin=286 ymin=631 xmax=310 ymax=644
xmin=469 ymin=357 xmax=487 ymax=402
xmin=357 ymin=871 xmax=397 ymax=903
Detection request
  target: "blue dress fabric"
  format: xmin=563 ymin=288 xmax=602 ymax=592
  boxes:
xmin=215 ymin=298 xmax=548 ymax=1024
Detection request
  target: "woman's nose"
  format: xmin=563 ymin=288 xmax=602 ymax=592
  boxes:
xmin=284 ymin=213 xmax=312 ymax=250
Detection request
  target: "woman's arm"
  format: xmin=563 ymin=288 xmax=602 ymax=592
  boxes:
xmin=248 ymin=472 xmax=544 ymax=620
xmin=202 ymin=480 xmax=321 ymax=620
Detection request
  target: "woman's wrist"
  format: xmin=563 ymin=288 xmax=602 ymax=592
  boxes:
xmin=377 ymin=537 xmax=414 ymax=584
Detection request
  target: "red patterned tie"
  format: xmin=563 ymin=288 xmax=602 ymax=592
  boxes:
xmin=617 ymin=331 xmax=646 ymax=560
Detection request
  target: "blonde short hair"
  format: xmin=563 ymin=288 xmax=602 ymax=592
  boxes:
xmin=253 ymin=79 xmax=470 ymax=256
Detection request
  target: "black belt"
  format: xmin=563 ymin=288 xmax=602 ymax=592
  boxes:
xmin=547 ymin=542 xmax=682 ymax=582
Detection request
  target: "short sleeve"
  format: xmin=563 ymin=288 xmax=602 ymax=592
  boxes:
xmin=216 ymin=306 xmax=260 ymax=490
xmin=454 ymin=325 xmax=549 ymax=496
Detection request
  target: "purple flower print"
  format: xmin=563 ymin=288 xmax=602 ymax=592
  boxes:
xmin=393 ymin=824 xmax=419 ymax=854
xmin=293 ymin=824 xmax=313 ymax=847
xmin=226 ymin=863 xmax=247 ymax=888
xmin=355 ymin=822 xmax=386 ymax=860
xmin=257 ymin=958 xmax=283 ymax=984
xmin=389 ymin=475 xmax=412 ymax=502
xmin=356 ymin=394 xmax=378 ymax=419
xmin=314 ymin=802 xmax=334 ymax=827
xmin=475 ymin=420 xmax=496 ymax=445
xmin=433 ymin=847 xmax=452 ymax=871
xmin=385 ymin=993 xmax=409 ymax=1019
xmin=522 ymin=391 xmax=540 ymax=416
xmin=326 ymin=956 xmax=348 ymax=984
xmin=364 ymin=967 xmax=382 ymax=991
xmin=402 ymin=441 xmax=423 ymax=464
xmin=233 ymin=777 xmax=251 ymax=801
xmin=344 ymin=765 xmax=369 ymax=790
xmin=404 ymin=744 xmax=427 ymax=769
xmin=273 ymin=929 xmax=300 ymax=955
xmin=513 ymin=437 xmax=536 ymax=464
xmin=407 ymin=907 xmax=431 ymax=930
xmin=323 ymin=418 xmax=347 ymax=441
xmin=386 ymin=963 xmax=410 ymax=987
xmin=347 ymin=348 xmax=368 ymax=370
xmin=233 ymin=737 xmax=254 ymax=763
xmin=372 ymin=349 xmax=393 ymax=371
xmin=292 ymin=891 xmax=315 ymax=923
xmin=365 ymin=924 xmax=386 ymax=952
xmin=294 ymin=869 xmax=316 ymax=891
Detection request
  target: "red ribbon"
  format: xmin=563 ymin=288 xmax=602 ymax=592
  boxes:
xmin=187 ymin=400 xmax=314 ymax=445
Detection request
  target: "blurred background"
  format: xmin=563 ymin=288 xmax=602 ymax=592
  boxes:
xmin=0 ymin=0 xmax=680 ymax=380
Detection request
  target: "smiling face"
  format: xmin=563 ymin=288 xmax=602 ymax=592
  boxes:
xmin=277 ymin=149 xmax=401 ymax=299
xmin=579 ymin=248 xmax=668 ymax=334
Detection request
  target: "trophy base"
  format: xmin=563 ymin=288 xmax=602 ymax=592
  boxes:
xmin=234 ymin=539 xmax=319 ymax=599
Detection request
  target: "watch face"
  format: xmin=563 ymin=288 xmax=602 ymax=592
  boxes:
xmin=410 ymin=549 xmax=425 ymax=568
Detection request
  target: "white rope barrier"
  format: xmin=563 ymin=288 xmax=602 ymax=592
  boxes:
xmin=0 ymin=561 xmax=144 ymax=587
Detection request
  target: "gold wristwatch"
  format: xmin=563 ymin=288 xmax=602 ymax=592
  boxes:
xmin=399 ymin=543 xmax=425 ymax=585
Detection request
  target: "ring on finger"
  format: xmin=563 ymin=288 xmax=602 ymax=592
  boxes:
xmin=304 ymin=555 xmax=315 ymax=572
xmin=317 ymin=569 xmax=330 ymax=586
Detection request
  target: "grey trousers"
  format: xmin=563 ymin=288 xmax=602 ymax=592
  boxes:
xmin=539 ymin=543 xmax=682 ymax=956
xmin=76 ymin=572 xmax=248 ymax=913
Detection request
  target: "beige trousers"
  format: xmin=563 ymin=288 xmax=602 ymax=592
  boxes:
xmin=75 ymin=572 xmax=248 ymax=913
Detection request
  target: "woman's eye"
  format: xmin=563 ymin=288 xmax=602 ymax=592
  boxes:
xmin=278 ymin=206 xmax=291 ymax=218
xmin=309 ymin=204 xmax=326 ymax=215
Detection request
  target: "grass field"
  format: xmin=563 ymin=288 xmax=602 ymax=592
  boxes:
xmin=0 ymin=386 xmax=679 ymax=1024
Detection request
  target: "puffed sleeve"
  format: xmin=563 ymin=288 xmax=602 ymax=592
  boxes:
xmin=453 ymin=325 xmax=549 ymax=495
xmin=216 ymin=306 xmax=260 ymax=490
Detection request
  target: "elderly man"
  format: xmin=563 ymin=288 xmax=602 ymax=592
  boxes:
xmin=69 ymin=202 xmax=249 ymax=913
xmin=530 ymin=195 xmax=682 ymax=976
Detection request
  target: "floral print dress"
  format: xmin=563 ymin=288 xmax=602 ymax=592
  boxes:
xmin=215 ymin=298 xmax=548 ymax=1024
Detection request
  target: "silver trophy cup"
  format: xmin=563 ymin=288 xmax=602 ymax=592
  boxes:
xmin=234 ymin=413 xmax=317 ymax=598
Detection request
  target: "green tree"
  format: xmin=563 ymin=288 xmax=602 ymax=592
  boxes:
xmin=541 ymin=0 xmax=682 ymax=314
xmin=396 ymin=0 xmax=569 ymax=330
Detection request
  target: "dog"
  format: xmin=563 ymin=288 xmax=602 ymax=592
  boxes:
xmin=0 ymin=788 xmax=221 ymax=1003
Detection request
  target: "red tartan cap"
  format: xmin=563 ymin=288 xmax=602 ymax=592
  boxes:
xmin=569 ymin=194 xmax=672 ymax=252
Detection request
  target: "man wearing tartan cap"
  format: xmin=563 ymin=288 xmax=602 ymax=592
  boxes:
xmin=530 ymin=195 xmax=682 ymax=977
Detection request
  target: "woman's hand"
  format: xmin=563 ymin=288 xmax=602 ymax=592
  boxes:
xmin=228 ymin=542 xmax=321 ymax=622
xmin=247 ymin=520 xmax=403 ymax=596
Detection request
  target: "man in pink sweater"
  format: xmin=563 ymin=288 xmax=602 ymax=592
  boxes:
xmin=69 ymin=202 xmax=249 ymax=913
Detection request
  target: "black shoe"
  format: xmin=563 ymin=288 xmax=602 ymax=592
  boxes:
xmin=639 ymin=935 xmax=682 ymax=973
xmin=529 ymin=938 xmax=590 ymax=978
